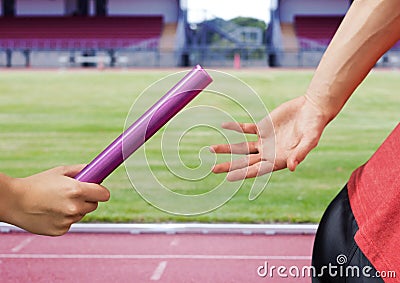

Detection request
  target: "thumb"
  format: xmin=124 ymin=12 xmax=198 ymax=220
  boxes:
xmin=53 ymin=164 xmax=87 ymax=178
xmin=287 ymin=137 xmax=318 ymax=171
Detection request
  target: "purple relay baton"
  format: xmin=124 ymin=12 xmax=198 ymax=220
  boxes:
xmin=74 ymin=65 xmax=212 ymax=184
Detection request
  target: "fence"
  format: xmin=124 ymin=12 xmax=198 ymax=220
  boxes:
xmin=1 ymin=47 xmax=400 ymax=69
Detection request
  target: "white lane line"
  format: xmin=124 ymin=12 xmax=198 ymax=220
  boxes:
xmin=0 ymin=222 xmax=318 ymax=234
xmin=0 ymin=254 xmax=311 ymax=260
xmin=11 ymin=236 xmax=34 ymax=253
xmin=150 ymin=261 xmax=168 ymax=281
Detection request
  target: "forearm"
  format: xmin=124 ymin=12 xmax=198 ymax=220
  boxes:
xmin=0 ymin=173 xmax=20 ymax=224
xmin=306 ymin=0 xmax=400 ymax=121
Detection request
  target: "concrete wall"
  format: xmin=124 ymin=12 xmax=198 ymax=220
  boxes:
xmin=16 ymin=0 xmax=64 ymax=16
xmin=108 ymin=0 xmax=178 ymax=23
xmin=279 ymin=0 xmax=348 ymax=23
xmin=11 ymin=0 xmax=178 ymax=20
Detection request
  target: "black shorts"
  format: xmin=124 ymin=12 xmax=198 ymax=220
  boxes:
xmin=312 ymin=186 xmax=384 ymax=282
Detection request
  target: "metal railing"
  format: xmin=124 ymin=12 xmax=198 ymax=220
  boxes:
xmin=1 ymin=47 xmax=399 ymax=68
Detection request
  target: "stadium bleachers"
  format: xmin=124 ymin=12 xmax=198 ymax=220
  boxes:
xmin=294 ymin=15 xmax=343 ymax=50
xmin=0 ymin=16 xmax=163 ymax=50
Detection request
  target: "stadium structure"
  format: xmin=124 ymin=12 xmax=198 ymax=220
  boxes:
xmin=268 ymin=0 xmax=400 ymax=67
xmin=0 ymin=0 xmax=186 ymax=67
xmin=0 ymin=0 xmax=399 ymax=68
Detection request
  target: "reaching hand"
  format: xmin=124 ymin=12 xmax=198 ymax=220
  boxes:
xmin=3 ymin=165 xmax=110 ymax=236
xmin=210 ymin=95 xmax=330 ymax=181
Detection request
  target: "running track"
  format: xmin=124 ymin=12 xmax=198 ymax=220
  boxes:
xmin=0 ymin=227 xmax=315 ymax=282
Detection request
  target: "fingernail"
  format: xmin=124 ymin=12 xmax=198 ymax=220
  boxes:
xmin=209 ymin=146 xmax=215 ymax=153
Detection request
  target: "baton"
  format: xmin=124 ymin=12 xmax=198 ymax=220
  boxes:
xmin=75 ymin=65 xmax=212 ymax=183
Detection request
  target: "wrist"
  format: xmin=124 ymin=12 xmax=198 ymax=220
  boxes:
xmin=0 ymin=174 xmax=23 ymax=225
xmin=304 ymin=93 xmax=340 ymax=124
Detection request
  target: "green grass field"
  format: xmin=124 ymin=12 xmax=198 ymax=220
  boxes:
xmin=0 ymin=68 xmax=398 ymax=224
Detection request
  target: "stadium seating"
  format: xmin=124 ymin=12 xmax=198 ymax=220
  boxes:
xmin=294 ymin=15 xmax=343 ymax=49
xmin=0 ymin=16 xmax=163 ymax=50
xmin=294 ymin=15 xmax=400 ymax=51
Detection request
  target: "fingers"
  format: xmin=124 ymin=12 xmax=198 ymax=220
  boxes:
xmin=211 ymin=122 xmax=259 ymax=153
xmin=11 ymin=165 xmax=110 ymax=236
xmin=227 ymin=160 xmax=274 ymax=182
xmin=212 ymin=154 xmax=261 ymax=173
xmin=210 ymin=141 xmax=258 ymax=154
xmin=51 ymin=202 xmax=96 ymax=236
xmin=52 ymin=164 xmax=87 ymax=178
xmin=221 ymin=122 xmax=258 ymax=134
xmin=79 ymin=201 xmax=99 ymax=215
xmin=212 ymin=154 xmax=274 ymax=182
xmin=78 ymin=183 xmax=110 ymax=203
xmin=52 ymin=164 xmax=111 ymax=202
xmin=63 ymin=201 xmax=97 ymax=218
xmin=287 ymin=135 xmax=319 ymax=171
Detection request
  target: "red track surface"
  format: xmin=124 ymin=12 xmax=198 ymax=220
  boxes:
xmin=0 ymin=232 xmax=314 ymax=282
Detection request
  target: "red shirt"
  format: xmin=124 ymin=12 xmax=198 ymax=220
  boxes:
xmin=348 ymin=123 xmax=400 ymax=282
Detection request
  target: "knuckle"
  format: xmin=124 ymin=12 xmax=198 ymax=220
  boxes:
xmin=213 ymin=144 xmax=222 ymax=152
xmin=56 ymin=165 xmax=68 ymax=174
xmin=47 ymin=231 xmax=62 ymax=237
xmin=55 ymin=227 xmax=69 ymax=236
xmin=67 ymin=184 xmax=83 ymax=198
xmin=64 ymin=204 xmax=80 ymax=216
xmin=50 ymin=225 xmax=71 ymax=236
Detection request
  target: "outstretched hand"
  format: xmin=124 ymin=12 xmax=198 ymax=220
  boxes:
xmin=210 ymin=95 xmax=330 ymax=181
xmin=3 ymin=165 xmax=110 ymax=236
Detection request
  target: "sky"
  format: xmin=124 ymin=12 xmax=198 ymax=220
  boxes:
xmin=186 ymin=0 xmax=271 ymax=23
